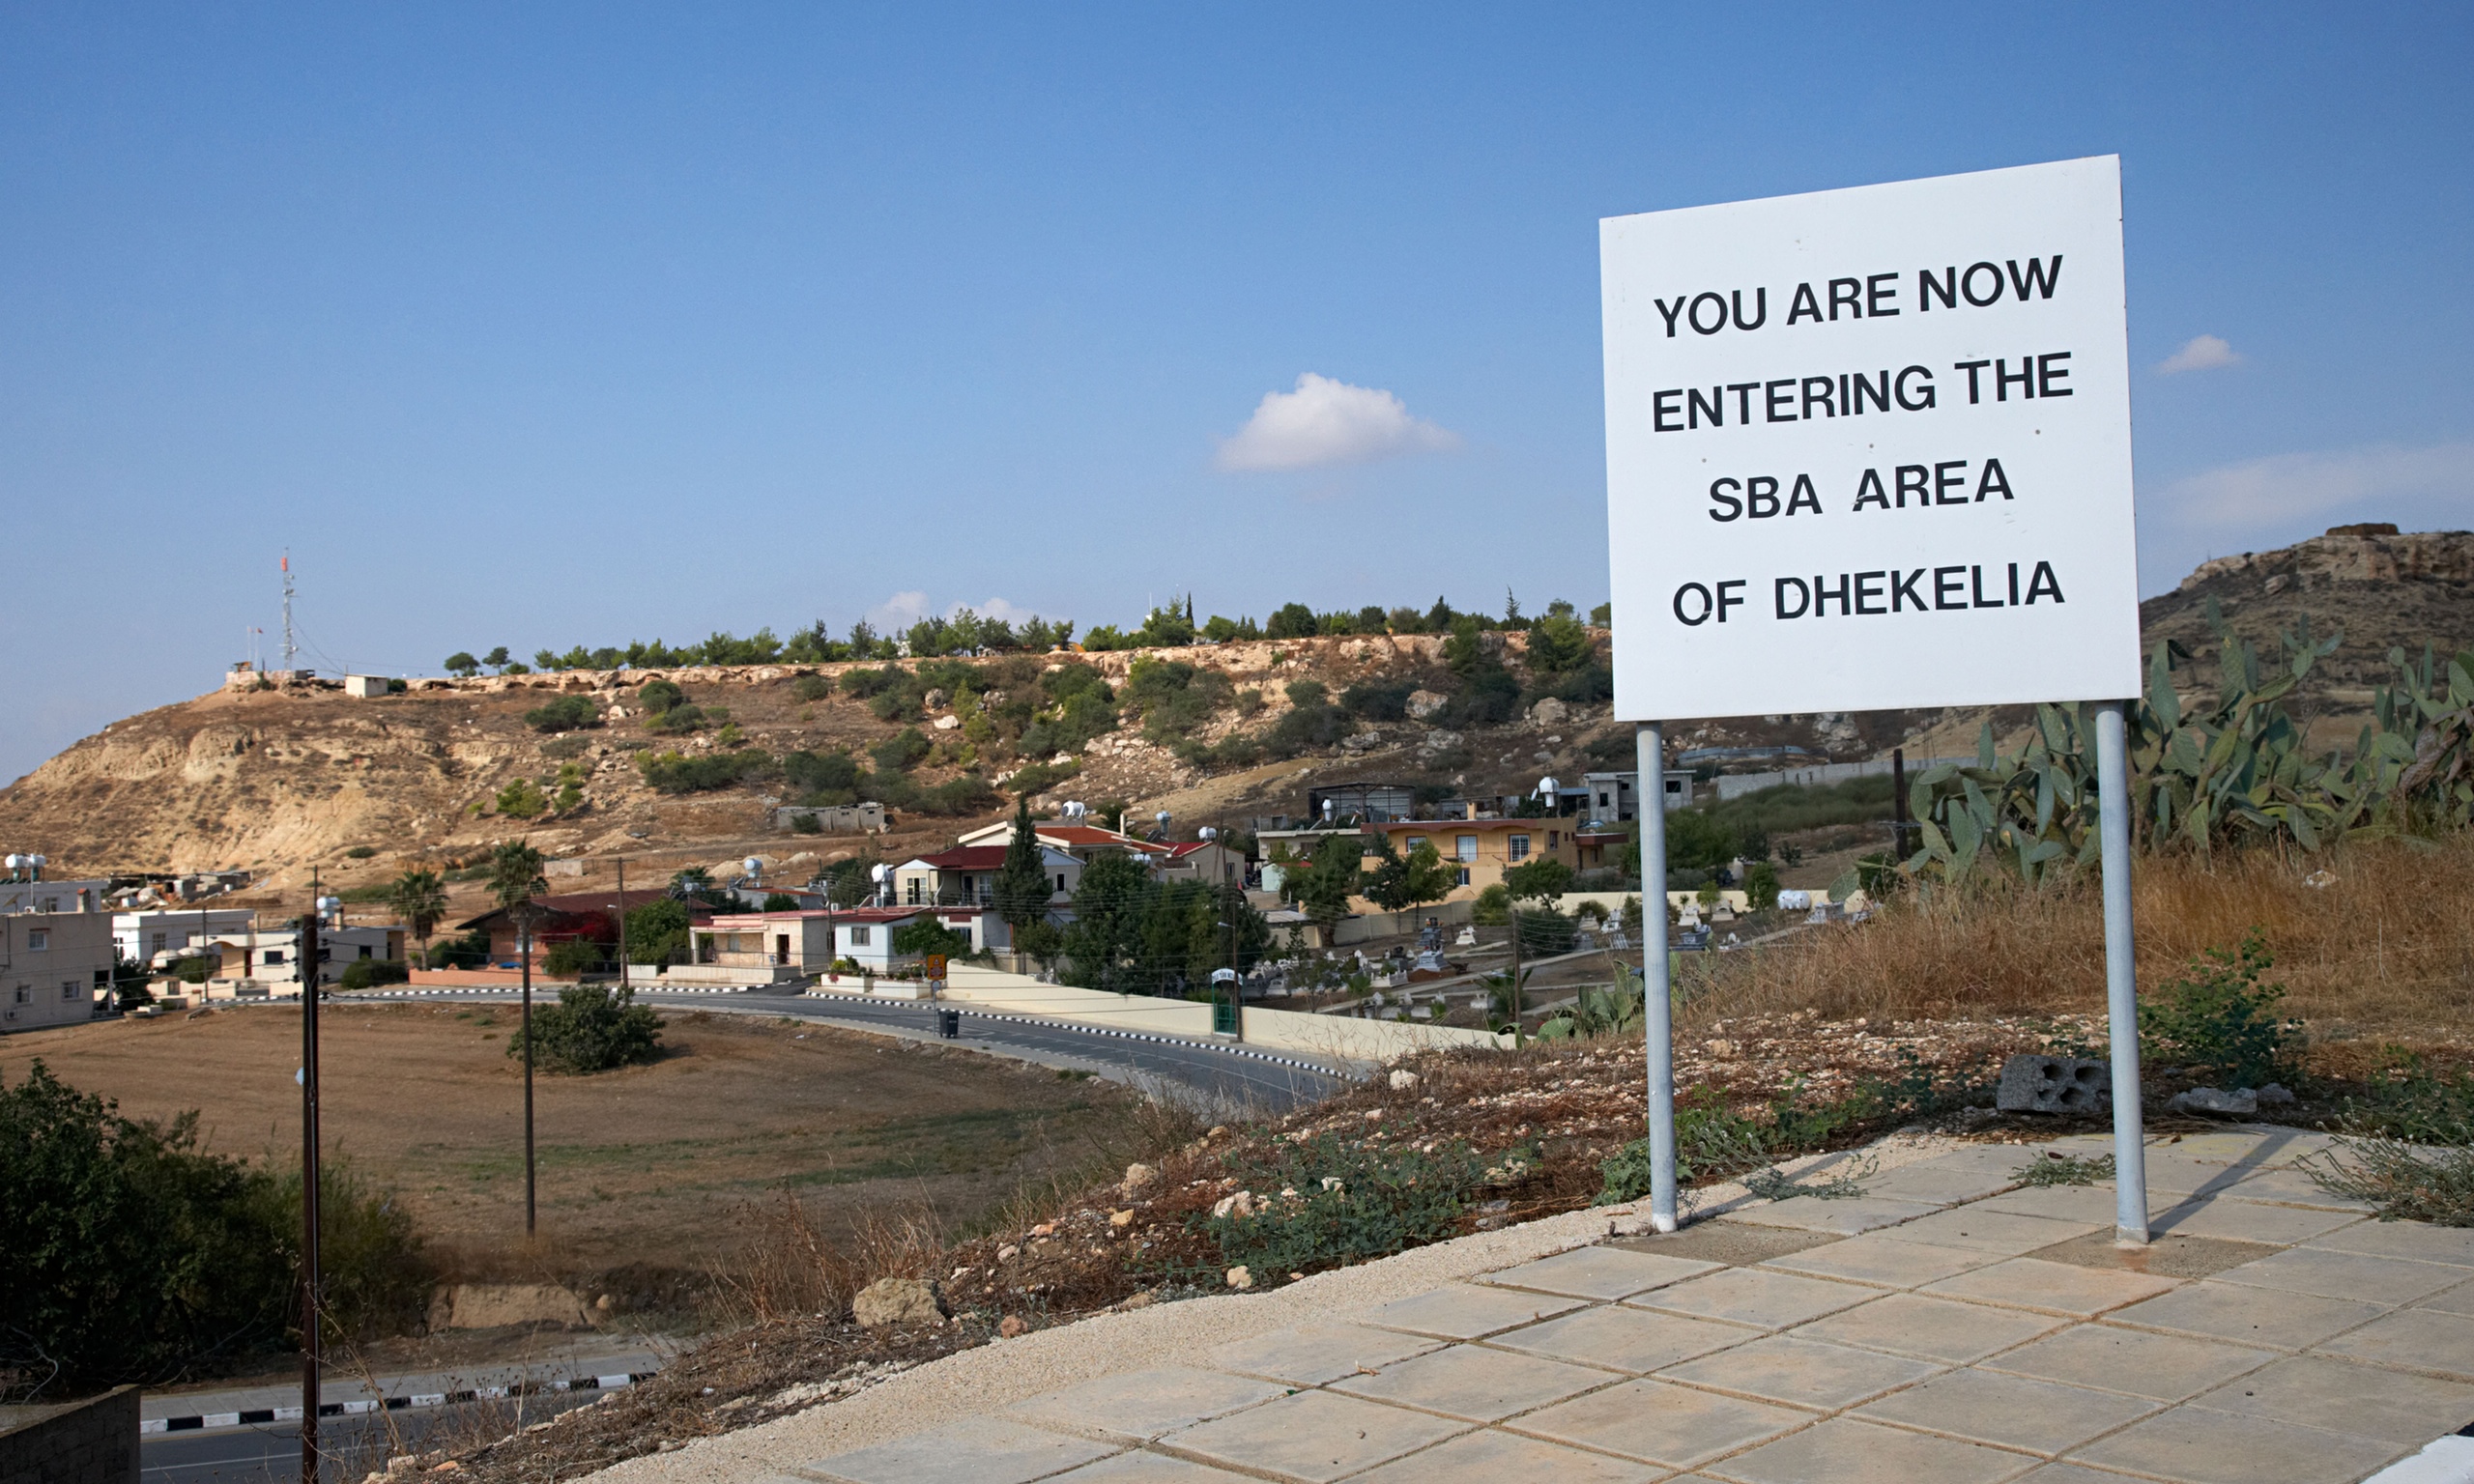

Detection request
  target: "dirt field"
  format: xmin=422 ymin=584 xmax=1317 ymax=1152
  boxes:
xmin=0 ymin=1003 xmax=1139 ymax=1287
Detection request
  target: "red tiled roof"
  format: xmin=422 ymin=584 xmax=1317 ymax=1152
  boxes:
xmin=1036 ymin=825 xmax=1169 ymax=853
xmin=457 ymin=888 xmax=705 ymax=930
xmin=920 ymin=846 xmax=1010 ymax=870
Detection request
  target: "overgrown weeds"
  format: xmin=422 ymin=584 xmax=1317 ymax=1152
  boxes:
xmin=1178 ymin=1131 xmax=1491 ymax=1280
xmin=2137 ymin=930 xmax=2300 ymax=1088
xmin=2015 ymin=1152 xmax=2115 ymax=1186
xmin=2303 ymin=1052 xmax=2474 ymax=1225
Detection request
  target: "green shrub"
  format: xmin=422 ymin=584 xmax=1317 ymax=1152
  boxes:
xmin=645 ymin=702 xmax=706 ymax=733
xmin=505 ymin=985 xmax=663 ymax=1073
xmin=892 ymin=917 xmax=971 ymax=959
xmin=343 ymin=845 xmax=377 ymax=859
xmin=1193 ymin=1131 xmax=1487 ymax=1281
xmin=624 ymin=899 xmax=691 ymax=965
xmin=495 ymin=778 xmax=548 ymax=818
xmin=792 ymin=674 xmax=831 ymax=702
xmin=637 ymin=749 xmax=770 ymax=794
xmin=1743 ymin=861 xmax=1780 ymax=912
xmin=2334 ymin=1053 xmax=2474 ymax=1143
xmin=0 ymin=1064 xmax=429 ymax=1391
xmin=522 ymin=695 xmax=601 ymax=733
xmin=2138 ymin=931 xmax=2298 ymax=1088
xmin=840 ymin=666 xmax=900 ymax=699
xmin=871 ymin=728 xmax=933 ymax=773
xmin=784 ymin=748 xmax=864 ymax=802
xmin=541 ymin=937 xmax=605 ymax=978
xmin=1442 ymin=668 xmax=1520 ymax=726
xmin=791 ymin=813 xmax=823 ymax=835
xmin=1005 ymin=758 xmax=1080 ymax=797
xmin=1339 ymin=680 xmax=1415 ymax=721
xmin=335 ymin=958 xmax=410 ymax=989
xmin=636 ymin=678 xmax=684 ymax=715
xmin=1470 ymin=883 xmax=1510 ymax=926
xmin=2307 ymin=1137 xmax=2474 ymax=1226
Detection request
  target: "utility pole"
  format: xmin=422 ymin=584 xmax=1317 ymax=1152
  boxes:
xmin=299 ymin=883 xmax=324 ymax=1484
xmin=520 ymin=901 xmax=536 ymax=1237
xmin=615 ymin=858 xmax=628 ymax=995
xmin=1507 ymin=902 xmax=1524 ymax=1047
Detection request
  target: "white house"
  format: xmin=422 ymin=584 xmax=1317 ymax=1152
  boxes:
xmin=192 ymin=923 xmax=406 ymax=997
xmin=953 ymin=819 xmax=1172 ymax=870
xmin=1 ymin=878 xmax=114 ymax=916
xmin=892 ymin=843 xmax=1081 ymax=910
xmin=114 ymin=908 xmax=257 ymax=967
xmin=3 ymin=911 xmax=114 ymax=1032
xmin=691 ymin=906 xmax=1003 ymax=976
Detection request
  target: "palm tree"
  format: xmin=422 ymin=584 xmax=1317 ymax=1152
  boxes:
xmin=490 ymin=840 xmax=548 ymax=913
xmin=388 ymin=868 xmax=448 ymax=964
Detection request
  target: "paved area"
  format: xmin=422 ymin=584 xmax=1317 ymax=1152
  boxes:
xmin=764 ymin=1127 xmax=2474 ymax=1484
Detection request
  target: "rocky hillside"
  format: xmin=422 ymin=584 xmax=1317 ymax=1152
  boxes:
xmin=3 ymin=526 xmax=2464 ymax=901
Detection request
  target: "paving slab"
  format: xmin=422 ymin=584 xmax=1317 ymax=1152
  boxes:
xmin=800 ymin=1417 xmax=1117 ymax=1484
xmin=1863 ymin=1165 xmax=2024 ymax=1207
xmin=2167 ymin=1128 xmax=2335 ymax=1166
xmin=1329 ymin=1341 xmax=1613 ymax=1422
xmin=1157 ymin=1388 xmax=1466 ymax=1482
xmin=2311 ymin=1307 xmax=2474 ymax=1381
xmin=1359 ymin=1282 xmax=1585 ymax=1339
xmin=2067 ymin=1404 xmax=2406 ymax=1484
xmin=2188 ymin=1354 xmax=2474 ymax=1443
xmin=2146 ymin=1197 xmax=2361 ymax=1245
xmin=2004 ymin=1467 xmax=2155 ymax=1483
xmin=1900 ymin=1145 xmax=2060 ymax=1181
xmin=1920 ymin=1257 xmax=2177 ymax=1317
xmin=1700 ymin=1415 xmax=2039 ymax=1484
xmin=2211 ymin=1246 xmax=2468 ymax=1305
xmin=1612 ymin=1221 xmax=1842 ymax=1266
xmin=2421 ymin=1279 xmax=2474 ymax=1317
xmin=2134 ymin=1155 xmax=2255 ymax=1198
xmin=1984 ymin=1325 xmax=2275 ymax=1401
xmin=1855 ymin=1368 xmax=2161 ymax=1455
xmin=1492 ymin=1304 xmax=1757 ymax=1374
xmin=2105 ymin=1280 xmax=2389 ymax=1351
xmin=1047 ymin=1454 xmax=1255 ymax=1482
xmin=1512 ymin=1377 xmax=1807 ymax=1470
xmin=1718 ymin=1196 xmax=1941 ymax=1235
xmin=1202 ymin=1324 xmax=1441 ymax=1387
xmin=1763 ymin=1235 xmax=2000 ymax=1290
xmin=1342 ymin=1426 xmax=1669 ymax=1483
xmin=1636 ymin=1267 xmax=1879 ymax=1329
xmin=1005 ymin=1365 xmax=1286 ymax=1442
xmin=1658 ymin=1334 xmax=1942 ymax=1411
xmin=1974 ymin=1185 xmax=2183 ymax=1226
xmin=1885 ymin=1209 xmax=2103 ymax=1255
xmin=2218 ymin=1166 xmax=2376 ymax=1212
xmin=1790 ymin=1293 xmax=2067 ymax=1364
xmin=2307 ymin=1221 xmax=2474 ymax=1268
xmin=1481 ymin=1244 xmax=1722 ymax=1300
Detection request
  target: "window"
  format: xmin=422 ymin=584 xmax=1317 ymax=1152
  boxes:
xmin=1405 ymin=836 xmax=1427 ymax=854
xmin=1455 ymin=835 xmax=1479 ymax=862
xmin=849 ymin=926 xmax=872 ymax=946
xmin=1597 ymin=792 xmax=1609 ymax=808
xmin=905 ymin=878 xmax=922 ymax=905
xmin=1455 ymin=867 xmax=1471 ymax=887
xmin=265 ymin=950 xmax=286 ymax=965
xmin=13 ymin=986 xmax=25 ymax=1004
xmin=63 ymin=982 xmax=79 ymax=1001
xmin=1508 ymin=834 xmax=1532 ymax=861
xmin=1055 ymin=874 xmax=1066 ymax=894
xmin=152 ymin=931 xmax=168 ymax=953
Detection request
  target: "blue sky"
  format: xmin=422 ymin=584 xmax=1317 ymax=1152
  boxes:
xmin=4 ymin=5 xmax=2469 ymax=783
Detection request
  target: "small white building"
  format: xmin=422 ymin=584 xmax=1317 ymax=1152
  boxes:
xmin=1 ymin=877 xmax=114 ymax=916
xmin=3 ymin=910 xmax=114 ymax=1032
xmin=114 ymin=908 xmax=257 ymax=966
xmin=690 ymin=906 xmax=1002 ymax=976
xmin=892 ymin=844 xmax=1081 ymax=910
xmin=193 ymin=923 xmax=406 ymax=997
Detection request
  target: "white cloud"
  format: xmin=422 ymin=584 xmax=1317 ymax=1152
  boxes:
xmin=2157 ymin=441 xmax=2474 ymax=528
xmin=1216 ymin=372 xmax=1460 ymax=472
xmin=867 ymin=590 xmax=931 ymax=630
xmin=2157 ymin=334 xmax=2242 ymax=374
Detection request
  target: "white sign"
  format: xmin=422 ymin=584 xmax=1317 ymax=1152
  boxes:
xmin=1601 ymin=157 xmax=2141 ymax=720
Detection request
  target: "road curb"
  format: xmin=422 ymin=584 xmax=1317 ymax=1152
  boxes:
xmin=142 ymin=1372 xmax=655 ymax=1435
xmin=799 ymin=991 xmax=1346 ymax=1077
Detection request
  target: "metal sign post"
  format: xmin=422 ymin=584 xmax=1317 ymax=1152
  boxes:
xmin=1598 ymin=157 xmax=2150 ymax=1241
xmin=1634 ymin=721 xmax=1678 ymax=1232
xmin=2095 ymin=701 xmax=2150 ymax=1243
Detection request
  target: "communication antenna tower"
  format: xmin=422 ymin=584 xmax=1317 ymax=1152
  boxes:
xmin=280 ymin=552 xmax=299 ymax=674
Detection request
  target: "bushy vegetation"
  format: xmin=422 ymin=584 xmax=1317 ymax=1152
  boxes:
xmin=1190 ymin=1130 xmax=1488 ymax=1278
xmin=336 ymin=957 xmax=410 ymax=989
xmin=637 ymin=748 xmax=770 ymax=794
xmin=1060 ymin=853 xmax=1268 ymax=996
xmin=624 ymin=899 xmax=693 ymax=965
xmin=1 ymin=1063 xmax=429 ymax=1395
xmin=521 ymin=695 xmax=601 ymax=733
xmin=2138 ymin=930 xmax=2299 ymax=1088
xmin=505 ymin=985 xmax=664 ymax=1073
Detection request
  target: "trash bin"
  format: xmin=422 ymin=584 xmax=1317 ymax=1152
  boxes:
xmin=938 ymin=1009 xmax=961 ymax=1039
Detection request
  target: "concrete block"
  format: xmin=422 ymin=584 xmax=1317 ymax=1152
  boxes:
xmin=1995 ymin=1053 xmax=2111 ymax=1114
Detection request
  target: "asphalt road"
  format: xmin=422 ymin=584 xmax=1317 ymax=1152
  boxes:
xmin=143 ymin=1392 xmax=602 ymax=1484
xmin=359 ymin=986 xmax=1349 ymax=1114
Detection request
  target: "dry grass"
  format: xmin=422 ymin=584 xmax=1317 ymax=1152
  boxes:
xmin=1693 ymin=836 xmax=2474 ymax=1042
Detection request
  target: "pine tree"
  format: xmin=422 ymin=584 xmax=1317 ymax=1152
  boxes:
xmin=992 ymin=797 xmax=1054 ymax=940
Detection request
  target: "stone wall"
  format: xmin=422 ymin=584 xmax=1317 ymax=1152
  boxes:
xmin=0 ymin=1385 xmax=138 ymax=1484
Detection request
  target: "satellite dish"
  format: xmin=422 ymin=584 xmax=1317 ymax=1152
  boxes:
xmin=316 ymin=897 xmax=340 ymax=912
xmin=743 ymin=856 xmax=762 ymax=877
xmin=1156 ymin=811 xmax=1170 ymax=825
xmin=869 ymin=863 xmax=889 ymax=882
xmin=1536 ymin=776 xmax=1561 ymax=798
xmin=1320 ymin=798 xmax=1336 ymax=819
xmin=1198 ymin=826 xmax=1218 ymax=842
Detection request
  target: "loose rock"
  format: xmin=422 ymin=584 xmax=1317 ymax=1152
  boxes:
xmin=851 ymin=1276 xmax=946 ymax=1327
xmin=1224 ymin=1266 xmax=1253 ymax=1291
